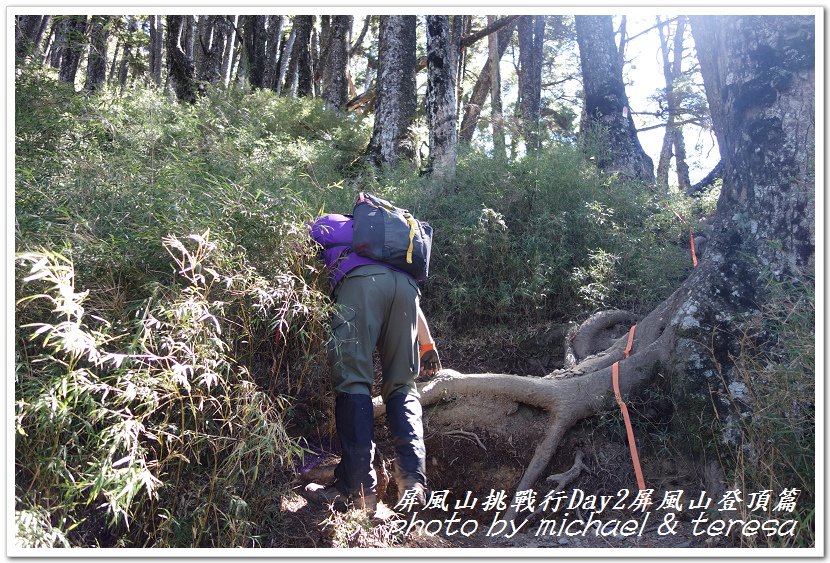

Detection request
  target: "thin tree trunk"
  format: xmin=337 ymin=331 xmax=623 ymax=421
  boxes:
xmin=617 ymin=15 xmax=628 ymax=70
xmin=149 ymin=15 xmax=163 ymax=86
xmin=350 ymin=15 xmax=371 ymax=57
xmin=311 ymin=19 xmax=321 ymax=97
xmin=459 ymin=18 xmax=516 ymax=143
xmin=322 ymin=15 xmax=352 ymax=114
xmin=118 ymin=17 xmax=138 ymax=94
xmin=108 ymin=40 xmax=120 ymax=85
xmin=285 ymin=16 xmax=313 ymax=97
xmin=453 ymin=16 xmax=470 ymax=126
xmin=673 ymin=127 xmax=691 ymax=193
xmin=426 ymin=15 xmax=458 ymax=180
xmin=34 ymin=15 xmax=51 ymax=56
xmin=221 ymin=15 xmax=238 ymax=88
xmin=58 ymin=15 xmax=88 ymax=86
xmin=655 ymin=16 xmax=675 ymax=193
xmin=488 ymin=15 xmax=506 ymax=159
xmin=670 ymin=17 xmax=691 ymax=193
xmin=49 ymin=17 xmax=69 ymax=69
xmin=84 ymin=15 xmax=110 ymax=93
xmin=42 ymin=24 xmax=56 ymax=66
xmin=276 ymin=25 xmax=296 ymax=95
xmin=518 ymin=15 xmax=545 ymax=151
xmin=264 ymin=16 xmax=284 ymax=89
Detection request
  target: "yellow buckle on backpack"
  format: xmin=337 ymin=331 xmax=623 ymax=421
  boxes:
xmin=405 ymin=214 xmax=417 ymax=264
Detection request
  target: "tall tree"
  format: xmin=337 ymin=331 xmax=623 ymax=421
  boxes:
xmin=285 ymin=16 xmax=313 ymax=97
xmin=656 ymin=16 xmax=691 ymax=194
xmin=84 ymin=15 xmax=110 ymax=93
xmin=459 ymin=18 xmax=517 ymax=143
xmin=242 ymin=15 xmax=268 ymax=89
xmin=220 ymin=16 xmax=238 ymax=88
xmin=117 ymin=17 xmax=139 ymax=93
xmin=58 ymin=15 xmax=88 ymax=86
xmin=451 ymin=16 xmax=469 ymax=121
xmin=264 ymin=16 xmax=284 ymax=89
xmin=149 ymin=16 xmax=163 ymax=86
xmin=487 ymin=16 xmax=506 ymax=159
xmin=366 ymin=16 xmax=417 ymax=169
xmin=166 ymin=15 xmax=199 ymax=103
xmin=322 ymin=15 xmax=352 ymax=114
xmin=276 ymin=24 xmax=296 ymax=95
xmin=575 ymin=15 xmax=654 ymax=182
xmin=518 ymin=15 xmax=546 ymax=151
xmin=425 ymin=15 xmax=458 ymax=180
xmin=48 ymin=17 xmax=69 ymax=69
xmin=194 ymin=15 xmax=226 ymax=85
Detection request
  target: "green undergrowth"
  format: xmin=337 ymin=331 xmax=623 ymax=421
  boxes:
xmin=716 ymin=277 xmax=815 ymax=547
xmin=15 ymin=70 xmax=702 ymax=547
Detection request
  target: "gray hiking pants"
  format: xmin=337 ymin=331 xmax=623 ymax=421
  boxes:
xmin=327 ymin=264 xmax=427 ymax=495
xmin=328 ymin=264 xmax=420 ymax=402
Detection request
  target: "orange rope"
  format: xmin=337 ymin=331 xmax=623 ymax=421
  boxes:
xmin=612 ymin=324 xmax=646 ymax=491
xmin=671 ymin=209 xmax=698 ymax=268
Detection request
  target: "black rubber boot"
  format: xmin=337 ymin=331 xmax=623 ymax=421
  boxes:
xmin=333 ymin=392 xmax=377 ymax=499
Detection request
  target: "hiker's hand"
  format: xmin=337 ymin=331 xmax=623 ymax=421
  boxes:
xmin=419 ymin=343 xmax=441 ymax=378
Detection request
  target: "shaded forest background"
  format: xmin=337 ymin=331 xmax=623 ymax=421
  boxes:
xmin=13 ymin=14 xmax=814 ymax=549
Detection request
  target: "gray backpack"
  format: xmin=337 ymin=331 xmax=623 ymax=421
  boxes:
xmin=351 ymin=192 xmax=433 ymax=281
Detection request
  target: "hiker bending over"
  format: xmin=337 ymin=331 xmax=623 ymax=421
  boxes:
xmin=304 ymin=197 xmax=440 ymax=514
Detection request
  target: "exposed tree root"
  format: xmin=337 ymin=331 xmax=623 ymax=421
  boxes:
xmin=372 ymin=285 xmax=686 ymax=521
xmin=566 ymin=309 xmax=640 ymax=367
xmin=438 ymin=429 xmax=487 ymax=451
xmin=545 ymin=449 xmax=590 ymax=489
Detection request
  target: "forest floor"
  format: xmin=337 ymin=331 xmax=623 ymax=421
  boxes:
xmin=269 ymin=330 xmax=741 ymax=551
xmin=271 ymin=421 xmax=734 ymax=550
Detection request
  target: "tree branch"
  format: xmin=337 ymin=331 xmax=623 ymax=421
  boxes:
xmin=460 ymin=15 xmax=520 ymax=48
xmin=636 ymin=117 xmax=704 ymax=133
xmin=349 ymin=15 xmax=371 ymax=57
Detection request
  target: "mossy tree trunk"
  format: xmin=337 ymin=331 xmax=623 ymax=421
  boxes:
xmin=425 ymin=15 xmax=458 ymax=180
xmin=193 ymin=15 xmax=225 ymax=86
xmin=366 ymin=15 xmax=417 ymax=169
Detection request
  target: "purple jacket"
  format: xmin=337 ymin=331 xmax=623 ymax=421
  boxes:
xmin=309 ymin=214 xmax=393 ymax=289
